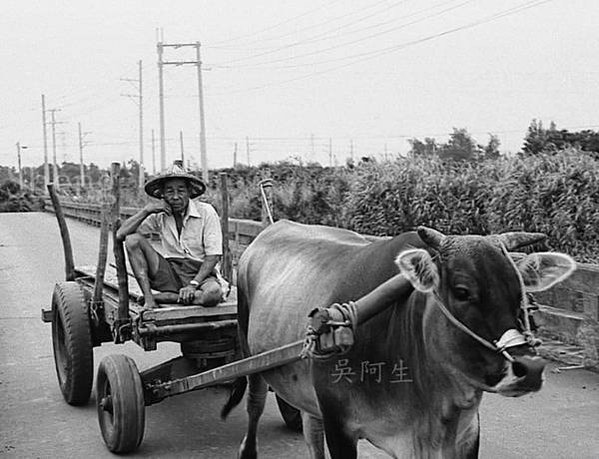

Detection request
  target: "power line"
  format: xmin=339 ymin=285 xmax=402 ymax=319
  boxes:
xmin=208 ymin=0 xmax=346 ymax=46
xmin=211 ymin=0 xmax=475 ymax=70
xmin=210 ymin=0 xmax=553 ymax=95
xmin=210 ymin=0 xmax=413 ymax=66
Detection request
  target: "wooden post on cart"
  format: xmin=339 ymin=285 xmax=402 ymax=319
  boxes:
xmin=259 ymin=168 xmax=274 ymax=228
xmin=91 ymin=203 xmax=111 ymax=318
xmin=47 ymin=184 xmax=76 ymax=281
xmin=219 ymin=172 xmax=232 ymax=282
xmin=110 ymin=162 xmax=130 ymax=343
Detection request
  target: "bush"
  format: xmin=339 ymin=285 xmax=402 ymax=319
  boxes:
xmin=0 ymin=181 xmax=45 ymax=212
xmin=54 ymin=151 xmax=599 ymax=263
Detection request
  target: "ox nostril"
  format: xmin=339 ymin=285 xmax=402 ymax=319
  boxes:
xmin=511 ymin=356 xmax=547 ymax=388
xmin=511 ymin=360 xmax=527 ymax=378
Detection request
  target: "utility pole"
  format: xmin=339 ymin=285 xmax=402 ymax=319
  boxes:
xmin=246 ymin=136 xmax=251 ymax=166
xmin=196 ymin=41 xmax=208 ymax=183
xmin=158 ymin=40 xmax=209 ymax=180
xmin=121 ymin=60 xmax=144 ymax=188
xmin=48 ymin=109 xmax=62 ymax=185
xmin=139 ymin=60 xmax=144 ymax=187
xmin=179 ymin=130 xmax=185 ymax=165
xmin=78 ymin=123 xmax=84 ymax=191
xmin=350 ymin=139 xmax=354 ymax=162
xmin=233 ymin=142 xmax=238 ymax=168
xmin=16 ymin=142 xmax=27 ymax=190
xmin=157 ymin=43 xmax=166 ymax=171
xmin=78 ymin=122 xmax=91 ymax=193
xmin=151 ymin=129 xmax=156 ymax=174
xmin=329 ymin=137 xmax=333 ymax=167
xmin=41 ymin=94 xmax=49 ymax=191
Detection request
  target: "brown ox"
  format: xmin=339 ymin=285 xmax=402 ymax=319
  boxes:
xmin=223 ymin=220 xmax=575 ymax=458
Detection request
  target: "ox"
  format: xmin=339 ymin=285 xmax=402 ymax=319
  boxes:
xmin=223 ymin=220 xmax=575 ymax=458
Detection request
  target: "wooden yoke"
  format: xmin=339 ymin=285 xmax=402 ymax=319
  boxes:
xmin=47 ymin=184 xmax=75 ymax=281
xmin=353 ymin=274 xmax=413 ymax=324
xmin=307 ymin=274 xmax=414 ymax=356
xmin=110 ymin=162 xmax=131 ymax=343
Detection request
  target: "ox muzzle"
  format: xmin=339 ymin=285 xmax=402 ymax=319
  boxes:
xmin=491 ymin=329 xmax=547 ymax=396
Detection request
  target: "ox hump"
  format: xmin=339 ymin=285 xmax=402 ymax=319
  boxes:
xmin=395 ymin=249 xmax=439 ymax=292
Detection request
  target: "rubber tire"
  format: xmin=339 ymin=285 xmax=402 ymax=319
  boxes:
xmin=96 ymin=354 xmax=145 ymax=453
xmin=275 ymin=394 xmax=303 ymax=432
xmin=51 ymin=281 xmax=93 ymax=405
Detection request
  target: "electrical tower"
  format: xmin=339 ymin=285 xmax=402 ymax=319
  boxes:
xmin=156 ymin=40 xmax=208 ymax=182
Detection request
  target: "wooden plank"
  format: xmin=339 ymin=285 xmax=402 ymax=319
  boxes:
xmin=130 ymin=303 xmax=238 ymax=324
xmin=77 ymin=264 xmax=237 ymax=325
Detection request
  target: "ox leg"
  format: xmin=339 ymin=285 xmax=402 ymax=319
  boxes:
xmin=322 ymin=416 xmax=357 ymax=459
xmin=302 ymin=412 xmax=325 ymax=459
xmin=464 ymin=413 xmax=480 ymax=459
xmin=238 ymin=374 xmax=268 ymax=459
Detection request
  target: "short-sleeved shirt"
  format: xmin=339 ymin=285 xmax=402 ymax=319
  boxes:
xmin=138 ymin=200 xmax=223 ymax=262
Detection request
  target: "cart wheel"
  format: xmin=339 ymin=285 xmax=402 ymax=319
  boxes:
xmin=275 ymin=394 xmax=302 ymax=432
xmin=96 ymin=354 xmax=145 ymax=453
xmin=51 ymin=281 xmax=93 ymax=405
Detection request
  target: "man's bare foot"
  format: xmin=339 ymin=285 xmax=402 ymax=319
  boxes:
xmin=192 ymin=291 xmax=221 ymax=307
xmin=138 ymin=294 xmax=158 ymax=309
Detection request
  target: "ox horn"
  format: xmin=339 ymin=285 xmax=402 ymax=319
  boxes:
xmin=417 ymin=226 xmax=446 ymax=249
xmin=496 ymin=232 xmax=547 ymax=251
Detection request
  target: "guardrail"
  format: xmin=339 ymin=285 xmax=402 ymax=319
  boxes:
xmin=44 ymin=198 xmax=598 ymax=369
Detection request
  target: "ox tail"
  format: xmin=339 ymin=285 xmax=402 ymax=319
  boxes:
xmin=221 ymin=376 xmax=248 ymax=420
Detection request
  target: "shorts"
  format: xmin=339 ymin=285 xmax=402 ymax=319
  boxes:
xmin=149 ymin=255 xmax=219 ymax=293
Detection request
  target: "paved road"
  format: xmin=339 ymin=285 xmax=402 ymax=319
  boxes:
xmin=0 ymin=212 xmax=598 ymax=458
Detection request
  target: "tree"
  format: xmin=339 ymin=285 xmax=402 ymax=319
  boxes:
xmin=408 ymin=137 xmax=437 ymax=157
xmin=483 ymin=134 xmax=501 ymax=160
xmin=438 ymin=128 xmax=482 ymax=161
xmin=522 ymin=120 xmax=599 ymax=155
xmin=522 ymin=119 xmax=548 ymax=155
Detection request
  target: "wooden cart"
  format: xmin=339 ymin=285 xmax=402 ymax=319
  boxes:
xmin=41 ymin=167 xmax=305 ymax=453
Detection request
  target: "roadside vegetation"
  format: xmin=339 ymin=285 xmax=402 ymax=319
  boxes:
xmin=2 ymin=121 xmax=598 ymax=261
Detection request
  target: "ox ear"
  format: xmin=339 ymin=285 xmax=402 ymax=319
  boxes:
xmin=496 ymin=232 xmax=547 ymax=251
xmin=516 ymin=252 xmax=576 ymax=292
xmin=395 ymin=249 xmax=439 ymax=292
xmin=417 ymin=226 xmax=446 ymax=250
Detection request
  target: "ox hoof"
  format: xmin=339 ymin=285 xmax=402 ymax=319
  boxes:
xmin=238 ymin=436 xmax=257 ymax=459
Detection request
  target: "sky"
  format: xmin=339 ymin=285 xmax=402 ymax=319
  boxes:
xmin=1 ymin=0 xmax=598 ymax=174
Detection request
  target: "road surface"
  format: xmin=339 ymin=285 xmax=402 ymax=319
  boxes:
xmin=0 ymin=212 xmax=597 ymax=458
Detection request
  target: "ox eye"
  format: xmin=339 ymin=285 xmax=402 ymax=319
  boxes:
xmin=453 ymin=286 xmax=470 ymax=301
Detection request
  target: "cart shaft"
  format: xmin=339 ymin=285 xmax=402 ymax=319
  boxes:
xmin=147 ymin=340 xmax=304 ymax=402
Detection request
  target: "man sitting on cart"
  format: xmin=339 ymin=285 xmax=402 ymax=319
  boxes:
xmin=116 ymin=162 xmax=223 ymax=309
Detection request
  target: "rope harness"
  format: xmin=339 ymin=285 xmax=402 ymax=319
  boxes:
xmin=422 ymin=242 xmax=541 ymax=363
xmin=301 ymin=301 xmax=358 ymax=360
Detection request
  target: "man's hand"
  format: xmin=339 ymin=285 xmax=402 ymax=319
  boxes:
xmin=144 ymin=200 xmax=172 ymax=215
xmin=178 ymin=284 xmax=197 ymax=305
